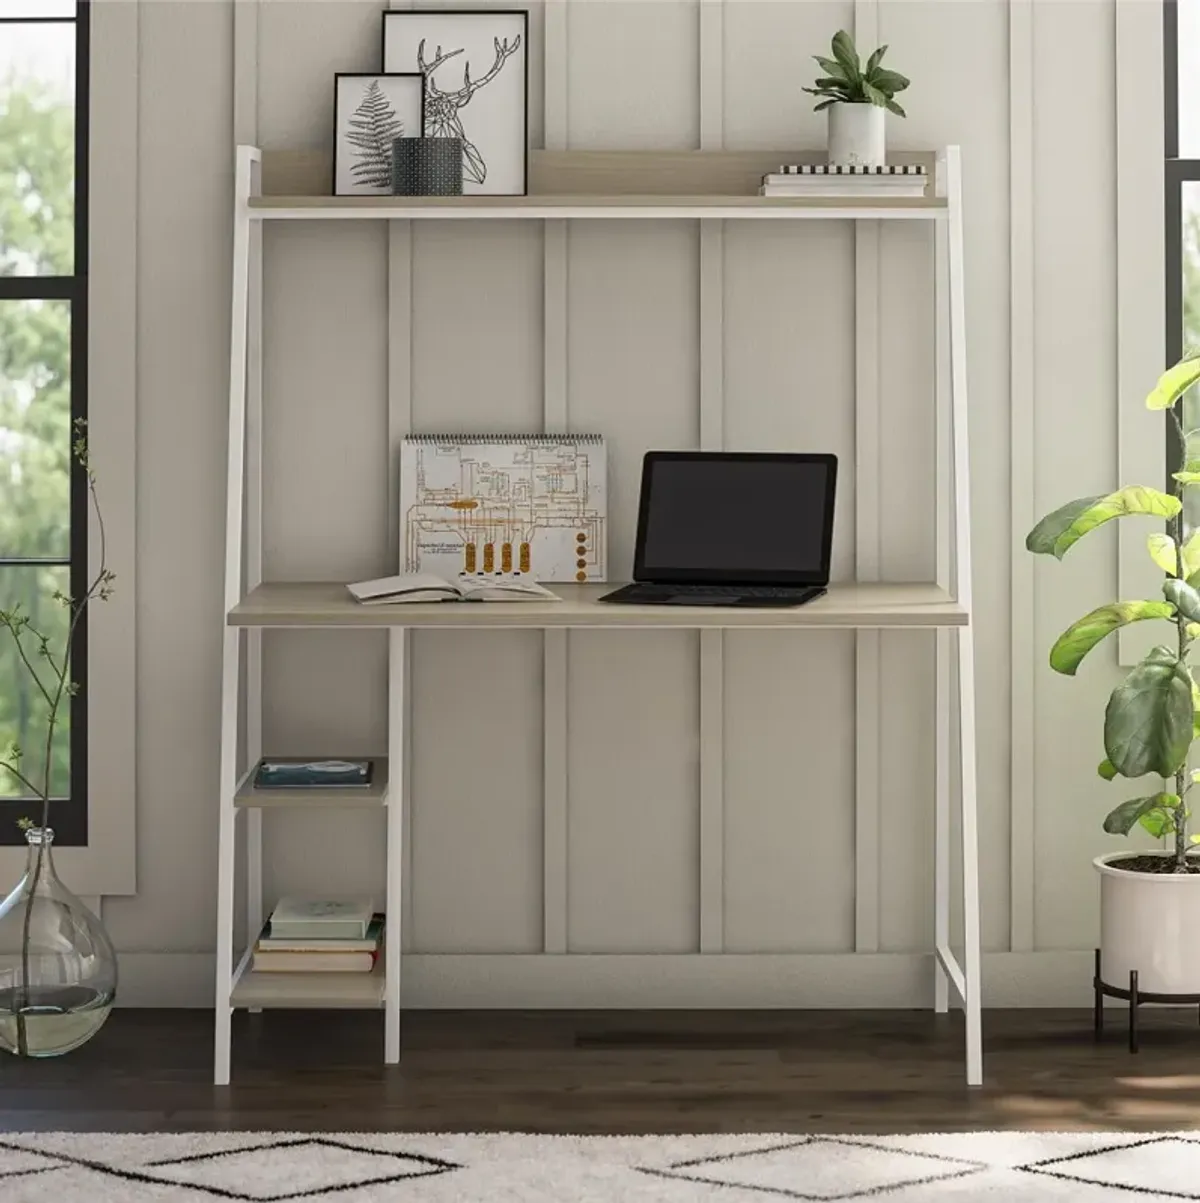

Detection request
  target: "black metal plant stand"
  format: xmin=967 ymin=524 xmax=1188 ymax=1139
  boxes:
xmin=1094 ymin=948 xmax=1200 ymax=1052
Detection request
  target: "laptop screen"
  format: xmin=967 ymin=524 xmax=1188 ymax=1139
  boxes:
xmin=634 ymin=453 xmax=837 ymax=584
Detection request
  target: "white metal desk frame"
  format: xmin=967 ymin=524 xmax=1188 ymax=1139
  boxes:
xmin=216 ymin=145 xmax=980 ymax=1087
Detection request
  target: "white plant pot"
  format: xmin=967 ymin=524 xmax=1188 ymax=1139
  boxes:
xmin=1095 ymin=852 xmax=1200 ymax=994
xmin=826 ymin=102 xmax=886 ymax=168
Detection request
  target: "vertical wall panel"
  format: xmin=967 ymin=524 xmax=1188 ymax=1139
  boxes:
xmin=722 ymin=215 xmax=856 ymax=953
xmin=408 ymin=220 xmax=545 ymax=952
xmin=876 ymin=0 xmax=1011 ymax=955
xmin=1033 ymin=0 xmax=1121 ymax=952
xmin=565 ymin=217 xmax=701 ymax=950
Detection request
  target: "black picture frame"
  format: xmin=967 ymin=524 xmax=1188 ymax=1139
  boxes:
xmin=381 ymin=9 xmax=529 ymax=197
xmin=332 ymin=71 xmax=426 ymax=198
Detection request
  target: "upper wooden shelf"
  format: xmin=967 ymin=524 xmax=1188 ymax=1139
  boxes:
xmin=228 ymin=582 xmax=968 ymax=630
xmin=250 ymin=148 xmax=946 ymax=221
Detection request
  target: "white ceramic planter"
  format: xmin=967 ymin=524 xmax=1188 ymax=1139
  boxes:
xmin=1095 ymin=852 xmax=1200 ymax=994
xmin=826 ymin=102 xmax=886 ymax=168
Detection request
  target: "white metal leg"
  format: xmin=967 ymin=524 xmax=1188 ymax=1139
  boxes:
xmin=385 ymin=629 xmax=406 ymax=1064
xmin=215 ymin=147 xmax=256 ymax=1085
xmin=958 ymin=624 xmax=983 ymax=1087
xmin=214 ymin=629 xmax=241 ymax=1086
xmin=945 ymin=144 xmax=982 ymax=1087
xmin=934 ymin=627 xmax=951 ymax=1014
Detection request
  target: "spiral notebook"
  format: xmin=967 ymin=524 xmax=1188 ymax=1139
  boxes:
xmin=399 ymin=435 xmax=608 ymax=584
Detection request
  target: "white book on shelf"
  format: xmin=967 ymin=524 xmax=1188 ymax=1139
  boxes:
xmin=269 ymin=897 xmax=375 ymax=940
xmin=347 ymin=572 xmax=560 ymax=605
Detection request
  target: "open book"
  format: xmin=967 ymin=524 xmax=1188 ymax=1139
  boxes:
xmin=347 ymin=573 xmax=561 ymax=605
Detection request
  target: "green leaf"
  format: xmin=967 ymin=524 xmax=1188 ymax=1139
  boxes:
xmin=884 ymin=99 xmax=907 ymax=118
xmin=813 ymin=99 xmax=838 ymax=111
xmin=1138 ymin=803 xmax=1182 ymax=839
xmin=1026 ymin=488 xmax=1182 ymax=559
xmin=814 ymin=55 xmax=850 ymax=81
xmin=1149 ymin=532 xmax=1179 ymax=575
xmin=1103 ymin=792 xmax=1181 ymax=836
xmin=1173 ymin=472 xmax=1200 ymax=484
xmin=1104 ymin=645 xmax=1194 ymax=777
xmin=831 ymin=30 xmax=861 ymax=79
xmin=863 ymin=82 xmax=887 ymax=106
xmin=1147 ymin=355 xmax=1200 ymax=411
xmin=1098 ymin=758 xmax=1119 ymax=781
xmin=865 ymin=45 xmax=887 ymax=72
xmin=1165 ymin=578 xmax=1200 ymax=622
xmin=1048 ymin=600 xmax=1176 ymax=675
xmin=870 ymin=68 xmax=911 ymax=94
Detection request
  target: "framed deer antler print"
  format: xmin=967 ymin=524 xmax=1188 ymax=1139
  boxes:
xmin=382 ymin=9 xmax=528 ymax=196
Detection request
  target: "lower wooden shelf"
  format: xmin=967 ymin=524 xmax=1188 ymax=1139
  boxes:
xmin=230 ymin=960 xmax=385 ymax=1010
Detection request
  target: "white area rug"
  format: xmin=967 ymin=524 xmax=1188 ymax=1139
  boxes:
xmin=3 ymin=1131 xmax=1200 ymax=1201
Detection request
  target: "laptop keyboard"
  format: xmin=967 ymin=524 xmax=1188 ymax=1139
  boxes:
xmin=617 ymin=583 xmax=819 ymax=600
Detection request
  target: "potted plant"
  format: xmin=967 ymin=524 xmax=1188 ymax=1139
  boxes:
xmin=0 ymin=420 xmax=118 ymax=1056
xmin=1027 ymin=355 xmax=1200 ymax=996
xmin=804 ymin=30 xmax=909 ymax=168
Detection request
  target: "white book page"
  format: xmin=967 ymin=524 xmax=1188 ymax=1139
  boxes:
xmin=347 ymin=573 xmax=457 ymax=603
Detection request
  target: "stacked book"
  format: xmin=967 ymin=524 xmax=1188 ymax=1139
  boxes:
xmin=761 ymin=164 xmax=928 ymax=199
xmin=253 ymin=897 xmax=383 ymax=974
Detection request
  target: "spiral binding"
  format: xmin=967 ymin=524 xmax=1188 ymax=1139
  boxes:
xmin=404 ymin=433 xmax=603 ymax=444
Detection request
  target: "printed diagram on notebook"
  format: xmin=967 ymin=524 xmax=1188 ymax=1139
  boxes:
xmin=400 ymin=436 xmax=608 ymax=583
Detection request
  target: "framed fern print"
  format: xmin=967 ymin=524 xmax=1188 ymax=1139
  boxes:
xmin=382 ymin=10 xmax=528 ymax=196
xmin=333 ymin=73 xmax=425 ymax=196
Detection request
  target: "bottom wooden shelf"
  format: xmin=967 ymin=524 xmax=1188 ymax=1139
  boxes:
xmin=230 ymin=959 xmax=385 ymax=1010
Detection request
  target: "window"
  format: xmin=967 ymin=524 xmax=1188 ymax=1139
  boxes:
xmin=0 ymin=0 xmax=88 ymax=845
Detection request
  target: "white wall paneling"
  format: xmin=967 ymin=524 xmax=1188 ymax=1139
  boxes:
xmin=1115 ymin=0 xmax=1167 ymax=666
xmin=99 ymin=0 xmax=1157 ymax=1004
xmin=543 ymin=0 xmax=569 ymax=956
xmin=1008 ymin=0 xmax=1035 ymax=955
xmin=852 ymin=0 xmax=882 ymax=955
xmin=698 ymin=0 xmax=726 ymax=955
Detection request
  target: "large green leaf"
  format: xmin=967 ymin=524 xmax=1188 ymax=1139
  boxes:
xmin=865 ymin=44 xmax=887 ymax=73
xmin=814 ymin=55 xmax=851 ymax=81
xmin=1147 ymin=356 xmax=1200 ymax=411
xmin=1139 ymin=799 xmax=1183 ymax=839
xmin=870 ymin=68 xmax=910 ymax=94
xmin=1148 ymin=532 xmax=1179 ymax=575
xmin=1184 ymin=531 xmax=1200 ymax=580
xmin=831 ymin=30 xmax=861 ymax=79
xmin=1103 ymin=792 xmax=1181 ymax=836
xmin=1104 ymin=646 xmax=1194 ymax=777
xmin=1165 ymin=578 xmax=1200 ymax=622
xmin=1026 ymin=488 xmax=1182 ymax=559
xmin=1048 ymin=601 xmax=1176 ymax=675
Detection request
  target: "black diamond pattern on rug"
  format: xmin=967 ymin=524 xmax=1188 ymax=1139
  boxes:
xmin=639 ymin=1136 xmax=985 ymax=1200
xmin=0 ymin=1144 xmax=73 ymax=1183
xmin=137 ymin=1137 xmax=461 ymax=1201
xmin=1021 ymin=1135 xmax=1200 ymax=1200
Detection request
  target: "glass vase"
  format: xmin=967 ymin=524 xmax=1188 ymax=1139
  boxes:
xmin=0 ymin=827 xmax=116 ymax=1056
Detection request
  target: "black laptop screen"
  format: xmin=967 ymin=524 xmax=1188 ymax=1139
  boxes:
xmin=635 ymin=454 xmax=837 ymax=584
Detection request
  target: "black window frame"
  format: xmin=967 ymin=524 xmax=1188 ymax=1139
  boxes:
xmin=0 ymin=1 xmax=89 ymax=845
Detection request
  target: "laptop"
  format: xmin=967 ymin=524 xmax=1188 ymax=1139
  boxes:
xmin=598 ymin=451 xmax=838 ymax=608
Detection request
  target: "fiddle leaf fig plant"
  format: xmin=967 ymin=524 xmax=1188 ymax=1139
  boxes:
xmin=803 ymin=29 xmax=910 ymax=116
xmin=1027 ymin=355 xmax=1200 ymax=869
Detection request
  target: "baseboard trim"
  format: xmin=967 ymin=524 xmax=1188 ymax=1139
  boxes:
xmin=115 ymin=951 xmax=1104 ymax=1009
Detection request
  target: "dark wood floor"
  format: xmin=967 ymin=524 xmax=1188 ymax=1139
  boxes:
xmin=3 ymin=1008 xmax=1200 ymax=1134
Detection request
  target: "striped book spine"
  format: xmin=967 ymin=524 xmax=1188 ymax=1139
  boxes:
xmin=776 ymin=164 xmax=926 ymax=176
